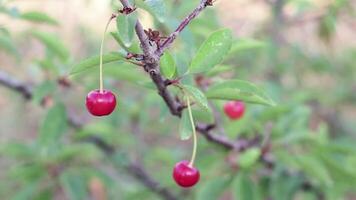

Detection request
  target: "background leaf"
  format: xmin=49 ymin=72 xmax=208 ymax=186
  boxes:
xmin=0 ymin=33 xmax=19 ymax=57
xmin=11 ymin=181 xmax=39 ymax=200
xmin=20 ymin=11 xmax=58 ymax=25
xmin=179 ymin=110 xmax=194 ymax=140
xmin=181 ymin=84 xmax=211 ymax=112
xmin=38 ymin=103 xmax=67 ymax=146
xmin=60 ymin=172 xmax=88 ymax=200
xmin=205 ymin=79 xmax=276 ymax=106
xmin=116 ymin=13 xmax=137 ymax=47
xmin=189 ymin=29 xmax=232 ymax=73
xmin=32 ymin=81 xmax=56 ymax=105
xmin=70 ymin=52 xmax=126 ymax=75
xmin=136 ymin=0 xmax=166 ymax=22
xmin=197 ymin=177 xmax=230 ymax=200
xmin=160 ymin=52 xmax=176 ymax=79
xmin=238 ymin=148 xmax=261 ymax=169
xmin=233 ymin=173 xmax=256 ymax=200
xmin=230 ymin=38 xmax=266 ymax=52
xmin=32 ymin=31 xmax=69 ymax=61
xmin=0 ymin=143 xmax=34 ymax=159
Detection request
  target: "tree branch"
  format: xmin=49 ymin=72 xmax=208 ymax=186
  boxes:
xmin=119 ymin=0 xmax=131 ymax=8
xmin=126 ymin=162 xmax=178 ymax=200
xmin=157 ymin=0 xmax=210 ymax=56
xmin=0 ymin=71 xmax=32 ymax=99
xmin=118 ymin=0 xmax=252 ymax=151
xmin=0 ymin=70 xmax=178 ymax=200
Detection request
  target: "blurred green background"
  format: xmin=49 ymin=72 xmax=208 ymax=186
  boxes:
xmin=0 ymin=0 xmax=355 ymax=199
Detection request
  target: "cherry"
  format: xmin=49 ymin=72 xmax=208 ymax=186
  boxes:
xmin=223 ymin=100 xmax=245 ymax=120
xmin=173 ymin=160 xmax=200 ymax=188
xmin=86 ymin=89 xmax=116 ymax=116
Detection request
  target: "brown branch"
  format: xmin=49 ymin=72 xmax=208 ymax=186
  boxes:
xmin=0 ymin=71 xmax=32 ymax=99
xmin=134 ymin=9 xmax=182 ymax=117
xmin=196 ymin=124 xmax=236 ymax=149
xmin=120 ymin=0 xmax=212 ymax=118
xmin=126 ymin=162 xmax=178 ymax=200
xmin=118 ymin=0 xmax=131 ymax=8
xmin=156 ymin=0 xmax=210 ymax=56
xmin=0 ymin=70 xmax=178 ymax=200
xmin=118 ymin=0 xmax=250 ymax=151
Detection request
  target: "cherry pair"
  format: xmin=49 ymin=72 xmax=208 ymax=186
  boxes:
xmin=172 ymin=100 xmax=245 ymax=188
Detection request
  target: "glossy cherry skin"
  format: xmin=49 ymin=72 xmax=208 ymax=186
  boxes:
xmin=86 ymin=89 xmax=116 ymax=116
xmin=173 ymin=160 xmax=200 ymax=188
xmin=223 ymin=101 xmax=245 ymax=120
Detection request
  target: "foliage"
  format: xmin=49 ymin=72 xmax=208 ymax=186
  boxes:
xmin=0 ymin=0 xmax=355 ymax=200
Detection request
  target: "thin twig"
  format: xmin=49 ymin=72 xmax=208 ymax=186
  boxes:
xmin=0 ymin=70 xmax=178 ymax=200
xmin=118 ymin=0 xmax=250 ymax=151
xmin=156 ymin=0 xmax=210 ymax=56
xmin=0 ymin=71 xmax=32 ymax=99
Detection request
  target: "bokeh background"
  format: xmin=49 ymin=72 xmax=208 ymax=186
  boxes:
xmin=0 ymin=0 xmax=355 ymax=199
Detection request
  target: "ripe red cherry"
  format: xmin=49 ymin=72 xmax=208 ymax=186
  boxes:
xmin=223 ymin=100 xmax=245 ymax=120
xmin=173 ymin=160 xmax=200 ymax=188
xmin=86 ymin=89 xmax=116 ymax=116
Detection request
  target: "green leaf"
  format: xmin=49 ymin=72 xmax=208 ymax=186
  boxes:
xmin=136 ymin=0 xmax=166 ymax=22
xmin=0 ymin=33 xmax=18 ymax=56
xmin=181 ymin=84 xmax=211 ymax=112
xmin=38 ymin=103 xmax=67 ymax=146
xmin=294 ymin=192 xmax=318 ymax=200
xmin=179 ymin=110 xmax=194 ymax=140
xmin=0 ymin=143 xmax=34 ymax=159
xmin=111 ymin=151 xmax=130 ymax=168
xmin=160 ymin=52 xmax=176 ymax=79
xmin=295 ymin=155 xmax=333 ymax=187
xmin=57 ymin=144 xmax=102 ymax=162
xmin=36 ymin=58 xmax=58 ymax=73
xmin=197 ymin=177 xmax=230 ymax=200
xmin=0 ymin=7 xmax=20 ymax=18
xmin=75 ymin=123 xmax=119 ymax=147
xmin=9 ymin=163 xmax=45 ymax=182
xmin=238 ymin=148 xmax=261 ymax=169
xmin=205 ymin=65 xmax=233 ymax=77
xmin=269 ymin=170 xmax=304 ymax=200
xmin=104 ymin=63 xmax=149 ymax=84
xmin=230 ymin=38 xmax=266 ymax=53
xmin=60 ymin=172 xmax=88 ymax=200
xmin=189 ymin=29 xmax=232 ymax=74
xmin=32 ymin=188 xmax=52 ymax=200
xmin=70 ymin=52 xmax=126 ymax=75
xmin=110 ymin=32 xmax=130 ymax=52
xmin=20 ymin=11 xmax=58 ymax=25
xmin=11 ymin=181 xmax=39 ymax=200
xmin=32 ymin=81 xmax=56 ymax=105
xmin=233 ymin=174 xmax=255 ymax=200
xmin=116 ymin=13 xmax=137 ymax=47
xmin=319 ymin=14 xmax=336 ymax=41
xmin=32 ymin=31 xmax=69 ymax=61
xmin=205 ymin=79 xmax=276 ymax=106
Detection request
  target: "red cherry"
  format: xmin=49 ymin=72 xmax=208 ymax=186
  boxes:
xmin=223 ymin=101 xmax=245 ymax=120
xmin=173 ymin=160 xmax=200 ymax=188
xmin=86 ymin=89 xmax=116 ymax=116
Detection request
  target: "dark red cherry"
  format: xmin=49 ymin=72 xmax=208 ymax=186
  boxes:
xmin=86 ymin=89 xmax=116 ymax=116
xmin=223 ymin=100 xmax=245 ymax=120
xmin=173 ymin=160 xmax=200 ymax=188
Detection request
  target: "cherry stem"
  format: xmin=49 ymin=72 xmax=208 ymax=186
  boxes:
xmin=187 ymin=96 xmax=197 ymax=167
xmin=99 ymin=14 xmax=117 ymax=93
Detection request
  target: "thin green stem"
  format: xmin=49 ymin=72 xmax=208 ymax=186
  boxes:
xmin=187 ymin=97 xmax=197 ymax=167
xmin=99 ymin=15 xmax=116 ymax=93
